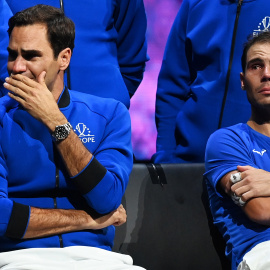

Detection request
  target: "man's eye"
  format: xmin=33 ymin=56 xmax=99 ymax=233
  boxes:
xmin=8 ymin=52 xmax=17 ymax=61
xmin=251 ymin=64 xmax=262 ymax=70
xmin=24 ymin=54 xmax=37 ymax=60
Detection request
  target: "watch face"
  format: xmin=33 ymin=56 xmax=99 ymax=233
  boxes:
xmin=55 ymin=126 xmax=69 ymax=140
xmin=52 ymin=122 xmax=72 ymax=141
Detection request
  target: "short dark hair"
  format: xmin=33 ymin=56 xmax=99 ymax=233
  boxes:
xmin=241 ymin=31 xmax=270 ymax=73
xmin=8 ymin=4 xmax=75 ymax=59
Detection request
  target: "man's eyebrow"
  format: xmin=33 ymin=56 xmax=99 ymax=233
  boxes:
xmin=7 ymin=47 xmax=16 ymax=53
xmin=21 ymin=49 xmax=42 ymax=56
xmin=7 ymin=47 xmax=42 ymax=56
xmin=247 ymin=57 xmax=264 ymax=66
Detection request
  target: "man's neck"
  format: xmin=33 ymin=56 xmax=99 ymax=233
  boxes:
xmin=247 ymin=118 xmax=270 ymax=137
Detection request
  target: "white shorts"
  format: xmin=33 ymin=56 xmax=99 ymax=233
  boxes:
xmin=0 ymin=246 xmax=146 ymax=270
xmin=237 ymin=241 xmax=270 ymax=270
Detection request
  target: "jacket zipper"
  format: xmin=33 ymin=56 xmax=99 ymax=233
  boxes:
xmin=218 ymin=0 xmax=243 ymax=129
xmin=54 ymin=145 xmax=64 ymax=248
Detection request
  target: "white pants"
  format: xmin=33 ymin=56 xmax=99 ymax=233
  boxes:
xmin=0 ymin=246 xmax=146 ymax=270
xmin=237 ymin=241 xmax=270 ymax=270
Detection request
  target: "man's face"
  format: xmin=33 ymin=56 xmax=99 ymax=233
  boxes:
xmin=241 ymin=42 xmax=270 ymax=109
xmin=7 ymin=24 xmax=60 ymax=91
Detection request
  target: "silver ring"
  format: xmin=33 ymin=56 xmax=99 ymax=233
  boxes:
xmin=239 ymin=197 xmax=246 ymax=206
xmin=230 ymin=172 xmax=242 ymax=184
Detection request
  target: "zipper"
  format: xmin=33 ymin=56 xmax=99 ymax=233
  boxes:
xmin=54 ymin=144 xmax=64 ymax=248
xmin=218 ymin=0 xmax=243 ymax=129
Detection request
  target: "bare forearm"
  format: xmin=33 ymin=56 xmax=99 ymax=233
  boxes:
xmin=55 ymin=130 xmax=92 ymax=177
xmin=40 ymin=110 xmax=93 ymax=177
xmin=23 ymin=207 xmax=91 ymax=239
xmin=243 ymin=197 xmax=270 ymax=226
xmin=220 ymin=169 xmax=270 ymax=225
xmin=23 ymin=205 xmax=126 ymax=239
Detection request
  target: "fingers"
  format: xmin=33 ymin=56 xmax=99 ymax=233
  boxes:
xmin=37 ymin=71 xmax=47 ymax=85
xmin=113 ymin=204 xmax=127 ymax=226
xmin=4 ymin=75 xmax=34 ymax=99
xmin=9 ymin=74 xmax=37 ymax=88
xmin=237 ymin=165 xmax=255 ymax=172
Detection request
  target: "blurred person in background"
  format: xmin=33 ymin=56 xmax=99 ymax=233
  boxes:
xmin=0 ymin=0 xmax=149 ymax=109
xmin=152 ymin=0 xmax=270 ymax=163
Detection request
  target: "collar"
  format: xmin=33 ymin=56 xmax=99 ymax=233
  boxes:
xmin=58 ymin=86 xmax=70 ymax=108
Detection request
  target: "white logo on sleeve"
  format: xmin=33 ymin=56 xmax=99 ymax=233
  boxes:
xmin=74 ymin=123 xmax=95 ymax=143
xmin=252 ymin=149 xmax=266 ymax=156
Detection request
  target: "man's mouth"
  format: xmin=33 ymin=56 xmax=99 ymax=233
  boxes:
xmin=258 ymin=85 xmax=270 ymax=94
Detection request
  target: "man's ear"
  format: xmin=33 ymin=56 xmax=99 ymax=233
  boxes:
xmin=58 ymin=48 xmax=72 ymax=71
xmin=240 ymin=72 xmax=246 ymax=90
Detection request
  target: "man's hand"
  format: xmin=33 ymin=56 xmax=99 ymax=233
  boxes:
xmin=4 ymin=73 xmax=66 ymax=131
xmin=91 ymin=204 xmax=127 ymax=229
xmin=231 ymin=165 xmax=270 ymax=202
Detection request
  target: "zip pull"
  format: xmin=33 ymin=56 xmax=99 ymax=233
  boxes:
xmin=237 ymin=0 xmax=243 ymax=14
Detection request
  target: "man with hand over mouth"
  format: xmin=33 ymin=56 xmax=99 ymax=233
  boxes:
xmin=0 ymin=5 xmax=143 ymax=270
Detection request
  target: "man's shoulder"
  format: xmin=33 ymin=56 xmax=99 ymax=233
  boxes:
xmin=209 ymin=123 xmax=248 ymax=142
xmin=206 ymin=123 xmax=252 ymax=160
xmin=69 ymin=90 xmax=128 ymax=117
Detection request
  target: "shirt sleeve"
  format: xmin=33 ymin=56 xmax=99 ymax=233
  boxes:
xmin=153 ymin=0 xmax=196 ymax=162
xmin=71 ymin=101 xmax=133 ymax=214
xmin=0 ymin=0 xmax=12 ymax=97
xmin=204 ymin=127 xmax=259 ymax=197
xmin=0 ymin=122 xmax=30 ymax=239
xmin=114 ymin=0 xmax=149 ymax=97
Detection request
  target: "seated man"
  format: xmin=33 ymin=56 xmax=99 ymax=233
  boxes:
xmin=0 ymin=4 xmax=143 ymax=270
xmin=205 ymin=31 xmax=270 ymax=270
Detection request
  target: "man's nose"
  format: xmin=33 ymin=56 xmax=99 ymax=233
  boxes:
xmin=11 ymin=56 xmax=27 ymax=74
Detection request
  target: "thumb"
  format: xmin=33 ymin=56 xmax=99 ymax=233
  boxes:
xmin=37 ymin=71 xmax=46 ymax=85
xmin=237 ymin=165 xmax=254 ymax=172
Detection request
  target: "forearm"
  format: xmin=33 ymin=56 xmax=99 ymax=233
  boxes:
xmin=24 ymin=207 xmax=91 ymax=239
xmin=55 ymin=130 xmax=92 ymax=177
xmin=40 ymin=110 xmax=92 ymax=177
xmin=220 ymin=169 xmax=270 ymax=225
xmin=243 ymin=197 xmax=270 ymax=226
xmin=24 ymin=205 xmax=126 ymax=239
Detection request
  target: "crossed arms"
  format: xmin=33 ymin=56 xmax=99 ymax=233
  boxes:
xmin=2 ymin=73 xmax=131 ymax=239
xmin=220 ymin=165 xmax=270 ymax=226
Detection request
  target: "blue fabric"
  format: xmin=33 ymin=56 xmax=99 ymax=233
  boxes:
xmin=0 ymin=89 xmax=133 ymax=252
xmin=0 ymin=0 xmax=12 ymax=97
xmin=2 ymin=0 xmax=148 ymax=108
xmin=205 ymin=123 xmax=270 ymax=270
xmin=153 ymin=0 xmax=270 ymax=163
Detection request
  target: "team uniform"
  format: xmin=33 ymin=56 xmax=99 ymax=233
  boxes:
xmin=0 ymin=88 xmax=133 ymax=252
xmin=0 ymin=0 xmax=148 ymax=108
xmin=0 ymin=0 xmax=12 ymax=96
xmin=153 ymin=0 xmax=270 ymax=163
xmin=205 ymin=123 xmax=270 ymax=270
